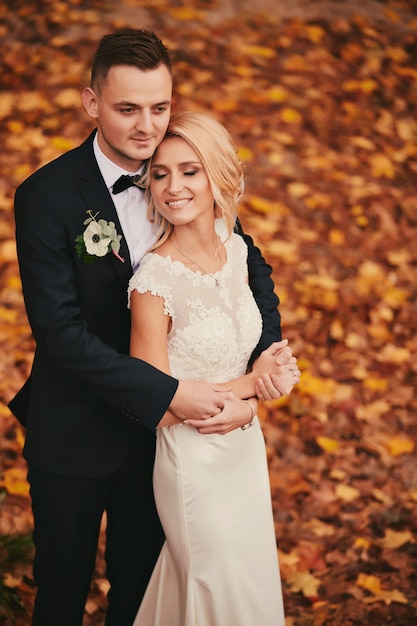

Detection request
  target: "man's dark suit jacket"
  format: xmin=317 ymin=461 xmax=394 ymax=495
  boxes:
xmin=8 ymin=131 xmax=281 ymax=479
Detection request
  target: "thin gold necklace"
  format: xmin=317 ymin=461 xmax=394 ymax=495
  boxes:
xmin=171 ymin=241 xmax=223 ymax=285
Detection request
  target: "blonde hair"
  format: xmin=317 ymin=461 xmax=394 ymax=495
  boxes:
xmin=145 ymin=111 xmax=244 ymax=248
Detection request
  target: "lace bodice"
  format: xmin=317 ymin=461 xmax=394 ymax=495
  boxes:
xmin=128 ymin=220 xmax=262 ymax=383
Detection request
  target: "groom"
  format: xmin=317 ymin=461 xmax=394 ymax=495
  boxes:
xmin=9 ymin=28 xmax=284 ymax=626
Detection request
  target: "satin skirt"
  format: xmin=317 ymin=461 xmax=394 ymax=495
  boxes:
xmin=133 ymin=417 xmax=285 ymax=626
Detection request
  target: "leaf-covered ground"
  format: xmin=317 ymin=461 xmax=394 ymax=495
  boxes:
xmin=0 ymin=0 xmax=416 ymax=624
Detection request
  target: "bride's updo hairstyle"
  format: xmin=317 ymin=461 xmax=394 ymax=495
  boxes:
xmin=145 ymin=111 xmax=244 ymax=247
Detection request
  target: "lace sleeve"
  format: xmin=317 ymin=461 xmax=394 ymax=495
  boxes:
xmin=127 ymin=253 xmax=175 ymax=319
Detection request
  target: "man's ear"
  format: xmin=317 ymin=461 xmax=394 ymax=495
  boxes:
xmin=82 ymin=87 xmax=98 ymax=119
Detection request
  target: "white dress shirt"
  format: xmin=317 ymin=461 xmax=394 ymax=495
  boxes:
xmin=93 ymin=135 xmax=157 ymax=272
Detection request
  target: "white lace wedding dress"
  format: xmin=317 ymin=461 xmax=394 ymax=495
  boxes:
xmin=129 ymin=220 xmax=285 ymax=626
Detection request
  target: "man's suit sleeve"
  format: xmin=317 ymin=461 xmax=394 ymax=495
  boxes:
xmin=235 ymin=218 xmax=282 ymax=364
xmin=12 ymin=164 xmax=178 ymax=431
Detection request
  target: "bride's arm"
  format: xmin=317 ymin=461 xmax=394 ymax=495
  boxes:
xmin=130 ymin=289 xmax=231 ymax=429
xmin=129 ymin=290 xmax=181 ymax=428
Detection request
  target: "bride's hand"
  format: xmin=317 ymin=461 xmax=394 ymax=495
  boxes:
xmin=255 ymin=361 xmax=300 ymax=401
xmin=251 ymin=340 xmax=293 ymax=380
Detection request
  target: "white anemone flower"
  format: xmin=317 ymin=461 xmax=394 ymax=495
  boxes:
xmin=83 ymin=221 xmax=111 ymax=257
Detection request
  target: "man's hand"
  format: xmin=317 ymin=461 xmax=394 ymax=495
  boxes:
xmin=169 ymin=379 xmax=230 ymax=423
xmin=185 ymin=393 xmax=257 ymax=435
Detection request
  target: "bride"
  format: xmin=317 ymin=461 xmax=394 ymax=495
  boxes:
xmin=128 ymin=111 xmax=299 ymax=626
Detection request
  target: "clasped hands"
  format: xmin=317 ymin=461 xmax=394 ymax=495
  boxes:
xmin=170 ymin=340 xmax=300 ymax=435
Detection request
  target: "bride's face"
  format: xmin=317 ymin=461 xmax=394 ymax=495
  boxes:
xmin=149 ymin=136 xmax=215 ymax=227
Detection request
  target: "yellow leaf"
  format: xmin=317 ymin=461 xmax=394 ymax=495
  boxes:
xmin=280 ymin=107 xmax=302 ymax=124
xmin=0 ymin=92 xmax=14 ymax=118
xmin=379 ymin=529 xmax=414 ymax=549
xmin=385 ymin=436 xmax=414 ymax=457
xmin=363 ymin=588 xmax=408 ymax=605
xmin=335 ymin=483 xmax=360 ymax=502
xmin=53 ymin=88 xmax=81 ymax=108
xmin=372 ymin=488 xmax=393 ymax=505
xmin=0 ymin=467 xmax=30 ymax=497
xmin=284 ymin=54 xmax=311 ymax=71
xmin=297 ymin=371 xmax=336 ymax=398
xmin=328 ymin=229 xmax=346 ymax=246
xmin=329 ymin=319 xmax=344 ymax=340
xmin=17 ymin=91 xmax=51 ymax=112
xmin=386 ymin=249 xmax=411 ymax=266
xmin=350 ymin=136 xmax=376 ymax=151
xmin=369 ymin=154 xmax=395 ymax=178
xmin=51 ymin=136 xmax=76 ymax=151
xmin=304 ymin=193 xmax=332 ymax=209
xmin=393 ymin=65 xmax=417 ymax=80
xmin=306 ymin=25 xmax=325 ymax=43
xmin=354 ymin=537 xmax=370 ymax=550
xmin=383 ymin=287 xmax=409 ymax=308
xmin=355 ymin=400 xmax=390 ymax=422
xmin=265 ymin=240 xmax=299 ymax=263
xmin=0 ymin=305 xmax=17 ymax=323
xmin=3 ymin=573 xmax=21 ymax=589
xmin=363 ymin=377 xmax=389 ymax=391
xmin=396 ymin=118 xmax=416 ymax=141
xmin=237 ymin=146 xmax=253 ymax=162
xmin=16 ymin=425 xmax=25 ymax=450
xmin=345 ymin=332 xmax=367 ymax=350
xmin=169 ymin=7 xmax=201 ymax=19
xmin=267 ymin=86 xmax=290 ymax=102
xmin=234 ymin=66 xmax=254 ymax=78
xmin=356 ymin=573 xmax=382 ymax=593
xmin=7 ymin=120 xmax=25 ymax=134
xmin=240 ymin=45 xmax=275 ymax=58
xmin=304 ymin=275 xmax=338 ymax=290
xmin=343 ymin=79 xmax=378 ymax=93
xmin=212 ymin=100 xmax=237 ymax=112
xmin=278 ymin=548 xmax=300 ymax=569
xmin=304 ymin=519 xmax=335 ymax=537
xmin=287 ymin=570 xmax=322 ymax=598
xmin=287 ymin=182 xmax=310 ymax=197
xmin=377 ymin=344 xmax=410 ymax=364
xmin=316 ymin=436 xmax=340 ymax=454
xmin=6 ymin=275 xmax=22 ymax=289
xmin=248 ymin=196 xmax=289 ymax=216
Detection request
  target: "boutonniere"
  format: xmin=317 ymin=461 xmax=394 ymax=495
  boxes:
xmin=75 ymin=210 xmax=125 ymax=266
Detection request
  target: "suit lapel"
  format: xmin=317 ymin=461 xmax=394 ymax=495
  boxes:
xmin=76 ymin=133 xmax=133 ymax=284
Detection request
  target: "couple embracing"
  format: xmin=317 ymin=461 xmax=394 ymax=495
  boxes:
xmin=9 ymin=28 xmax=299 ymax=626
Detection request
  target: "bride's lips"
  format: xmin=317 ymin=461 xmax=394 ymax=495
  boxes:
xmin=166 ymin=198 xmax=192 ymax=208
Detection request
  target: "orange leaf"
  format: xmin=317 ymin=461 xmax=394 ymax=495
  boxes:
xmin=384 ymin=436 xmax=414 ymax=457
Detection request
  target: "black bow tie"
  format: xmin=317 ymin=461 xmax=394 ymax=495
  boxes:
xmin=112 ymin=174 xmax=144 ymax=194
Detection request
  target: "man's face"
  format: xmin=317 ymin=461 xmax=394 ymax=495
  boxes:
xmin=83 ymin=64 xmax=172 ymax=171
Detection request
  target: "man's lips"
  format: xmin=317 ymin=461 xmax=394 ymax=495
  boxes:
xmin=131 ymin=136 xmax=153 ymax=144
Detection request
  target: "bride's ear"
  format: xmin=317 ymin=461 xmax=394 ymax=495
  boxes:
xmin=82 ymin=87 xmax=99 ymax=120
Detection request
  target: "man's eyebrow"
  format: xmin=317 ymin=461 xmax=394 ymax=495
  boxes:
xmin=114 ymin=100 xmax=171 ymax=107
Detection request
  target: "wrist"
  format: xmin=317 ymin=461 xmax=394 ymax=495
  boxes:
xmin=241 ymin=399 xmax=256 ymax=430
xmin=244 ymin=371 xmax=257 ymax=397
